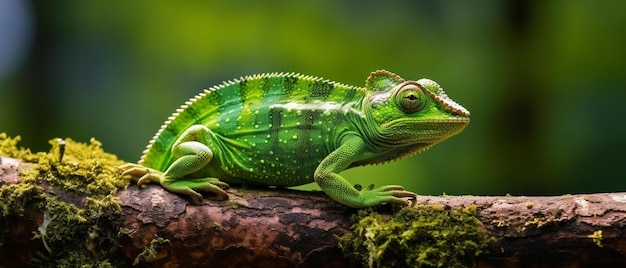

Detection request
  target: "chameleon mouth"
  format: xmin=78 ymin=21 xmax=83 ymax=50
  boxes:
xmin=413 ymin=118 xmax=469 ymax=142
xmin=376 ymin=117 xmax=469 ymax=148
xmin=358 ymin=117 xmax=469 ymax=166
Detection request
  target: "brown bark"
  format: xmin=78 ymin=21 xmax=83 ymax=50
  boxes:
xmin=2 ymin=155 xmax=626 ymax=267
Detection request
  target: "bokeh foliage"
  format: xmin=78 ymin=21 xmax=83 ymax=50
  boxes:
xmin=1 ymin=1 xmax=625 ymax=195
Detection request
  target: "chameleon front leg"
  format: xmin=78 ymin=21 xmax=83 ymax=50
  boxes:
xmin=314 ymin=136 xmax=417 ymax=208
xmin=121 ymin=125 xmax=229 ymax=200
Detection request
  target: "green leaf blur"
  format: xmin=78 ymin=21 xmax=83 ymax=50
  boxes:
xmin=1 ymin=1 xmax=625 ymax=196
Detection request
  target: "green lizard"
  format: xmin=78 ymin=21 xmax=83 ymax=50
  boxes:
xmin=120 ymin=70 xmax=470 ymax=208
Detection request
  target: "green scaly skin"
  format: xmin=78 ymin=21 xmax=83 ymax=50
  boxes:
xmin=120 ymin=70 xmax=470 ymax=208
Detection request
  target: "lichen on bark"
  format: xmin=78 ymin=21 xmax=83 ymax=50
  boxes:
xmin=339 ymin=204 xmax=492 ymax=268
xmin=0 ymin=133 xmax=129 ymax=267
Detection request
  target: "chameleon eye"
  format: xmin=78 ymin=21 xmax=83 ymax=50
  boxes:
xmin=394 ymin=84 xmax=426 ymax=113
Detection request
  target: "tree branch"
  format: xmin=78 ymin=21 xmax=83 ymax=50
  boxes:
xmin=2 ymin=155 xmax=626 ymax=267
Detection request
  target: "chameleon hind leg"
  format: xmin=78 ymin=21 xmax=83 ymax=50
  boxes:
xmin=121 ymin=125 xmax=229 ymax=200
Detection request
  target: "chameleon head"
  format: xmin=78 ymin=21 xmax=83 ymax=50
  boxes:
xmin=364 ymin=70 xmax=470 ymax=152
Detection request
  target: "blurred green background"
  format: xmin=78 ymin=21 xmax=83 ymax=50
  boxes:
xmin=1 ymin=1 xmax=625 ymax=196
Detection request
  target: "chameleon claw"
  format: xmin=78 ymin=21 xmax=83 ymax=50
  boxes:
xmin=118 ymin=163 xmax=159 ymax=180
xmin=357 ymin=184 xmax=417 ymax=207
xmin=137 ymin=173 xmax=163 ymax=188
xmin=161 ymin=177 xmax=230 ymax=200
xmin=194 ymin=181 xmax=229 ymax=200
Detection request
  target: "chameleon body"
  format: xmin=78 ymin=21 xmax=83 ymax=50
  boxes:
xmin=120 ymin=70 xmax=470 ymax=208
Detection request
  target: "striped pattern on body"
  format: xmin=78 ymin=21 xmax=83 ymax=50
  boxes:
xmin=139 ymin=73 xmax=364 ymax=184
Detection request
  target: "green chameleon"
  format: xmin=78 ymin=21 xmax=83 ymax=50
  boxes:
xmin=120 ymin=70 xmax=470 ymax=208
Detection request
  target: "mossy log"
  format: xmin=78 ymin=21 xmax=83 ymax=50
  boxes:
xmin=3 ymin=150 xmax=626 ymax=267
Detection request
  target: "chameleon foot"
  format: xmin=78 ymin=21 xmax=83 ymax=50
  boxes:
xmin=358 ymin=184 xmax=417 ymax=207
xmin=119 ymin=163 xmax=161 ymax=178
xmin=118 ymin=163 xmax=229 ymax=200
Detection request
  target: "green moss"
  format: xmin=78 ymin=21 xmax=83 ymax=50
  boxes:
xmin=0 ymin=133 xmax=130 ymax=267
xmin=133 ymin=236 xmax=171 ymax=265
xmin=519 ymin=214 xmax=557 ymax=233
xmin=0 ymin=133 xmax=42 ymax=162
xmin=339 ymin=204 xmax=492 ymax=268
xmin=0 ymin=182 xmax=43 ymax=217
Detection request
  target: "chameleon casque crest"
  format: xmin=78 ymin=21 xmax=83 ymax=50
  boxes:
xmin=120 ymin=70 xmax=470 ymax=208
